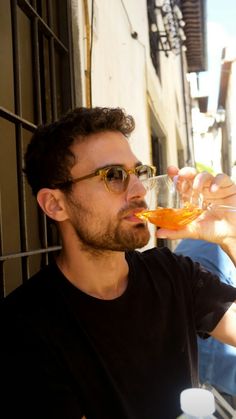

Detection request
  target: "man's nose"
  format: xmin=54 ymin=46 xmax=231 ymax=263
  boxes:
xmin=126 ymin=175 xmax=147 ymax=201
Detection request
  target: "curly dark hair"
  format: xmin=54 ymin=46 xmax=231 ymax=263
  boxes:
xmin=24 ymin=107 xmax=135 ymax=195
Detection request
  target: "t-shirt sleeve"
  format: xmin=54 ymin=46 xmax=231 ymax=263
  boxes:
xmin=172 ymin=252 xmax=236 ymax=338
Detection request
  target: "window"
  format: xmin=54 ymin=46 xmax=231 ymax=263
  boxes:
xmin=0 ymin=0 xmax=75 ymax=297
xmin=147 ymin=0 xmax=161 ymax=79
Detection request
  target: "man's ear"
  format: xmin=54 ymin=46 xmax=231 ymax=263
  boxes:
xmin=37 ymin=189 xmax=68 ymax=222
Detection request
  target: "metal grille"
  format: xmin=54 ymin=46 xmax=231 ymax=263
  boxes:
xmin=0 ymin=0 xmax=75 ymax=297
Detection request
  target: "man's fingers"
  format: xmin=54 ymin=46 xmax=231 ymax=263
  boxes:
xmin=211 ymin=173 xmax=235 ymax=190
xmin=167 ymin=166 xmax=179 ymax=177
xmin=167 ymin=166 xmax=197 ymax=181
xmin=177 ymin=167 xmax=197 ymax=180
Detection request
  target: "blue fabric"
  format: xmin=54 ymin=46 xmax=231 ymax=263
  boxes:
xmin=175 ymin=239 xmax=236 ymax=396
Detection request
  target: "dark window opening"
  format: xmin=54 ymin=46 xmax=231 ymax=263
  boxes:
xmin=151 ymin=134 xmax=167 ymax=248
xmin=147 ymin=0 xmax=161 ymax=79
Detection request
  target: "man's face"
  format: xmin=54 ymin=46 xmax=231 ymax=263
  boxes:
xmin=63 ymin=131 xmax=150 ymax=252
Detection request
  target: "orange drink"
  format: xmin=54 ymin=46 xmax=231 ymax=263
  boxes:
xmin=136 ymin=203 xmax=204 ymax=230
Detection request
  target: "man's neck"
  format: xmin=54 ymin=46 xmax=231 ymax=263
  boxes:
xmin=56 ymin=246 xmax=129 ymax=300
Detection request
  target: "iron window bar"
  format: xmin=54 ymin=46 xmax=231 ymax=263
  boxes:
xmin=0 ymin=246 xmax=62 ymax=262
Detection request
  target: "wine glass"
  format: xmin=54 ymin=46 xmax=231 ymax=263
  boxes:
xmin=135 ymin=175 xmax=204 ymax=230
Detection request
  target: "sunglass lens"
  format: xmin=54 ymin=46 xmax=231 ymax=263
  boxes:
xmin=105 ymin=167 xmax=128 ymax=192
xmin=136 ymin=165 xmax=154 ymax=180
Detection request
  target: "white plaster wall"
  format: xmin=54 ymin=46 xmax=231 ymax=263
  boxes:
xmin=89 ymin=0 xmax=151 ymax=165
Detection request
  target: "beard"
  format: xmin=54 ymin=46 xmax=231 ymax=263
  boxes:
xmin=66 ymin=195 xmax=150 ymax=253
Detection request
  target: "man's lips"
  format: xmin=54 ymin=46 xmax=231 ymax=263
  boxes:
xmin=122 ymin=208 xmax=147 ymax=222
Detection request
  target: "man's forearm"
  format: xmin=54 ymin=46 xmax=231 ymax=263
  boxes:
xmin=210 ymin=302 xmax=236 ymax=347
xmin=221 ymin=240 xmax=236 ymax=266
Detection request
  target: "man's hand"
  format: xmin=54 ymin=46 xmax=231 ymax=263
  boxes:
xmin=156 ymin=166 xmax=236 ymax=264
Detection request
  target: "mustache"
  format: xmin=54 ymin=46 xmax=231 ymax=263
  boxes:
xmin=118 ymin=200 xmax=148 ymax=217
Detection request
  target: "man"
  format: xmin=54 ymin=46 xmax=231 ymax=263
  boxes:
xmin=175 ymin=239 xmax=236 ymax=408
xmin=1 ymin=107 xmax=236 ymax=419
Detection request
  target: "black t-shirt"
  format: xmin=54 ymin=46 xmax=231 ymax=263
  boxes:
xmin=1 ymin=247 xmax=236 ymax=419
